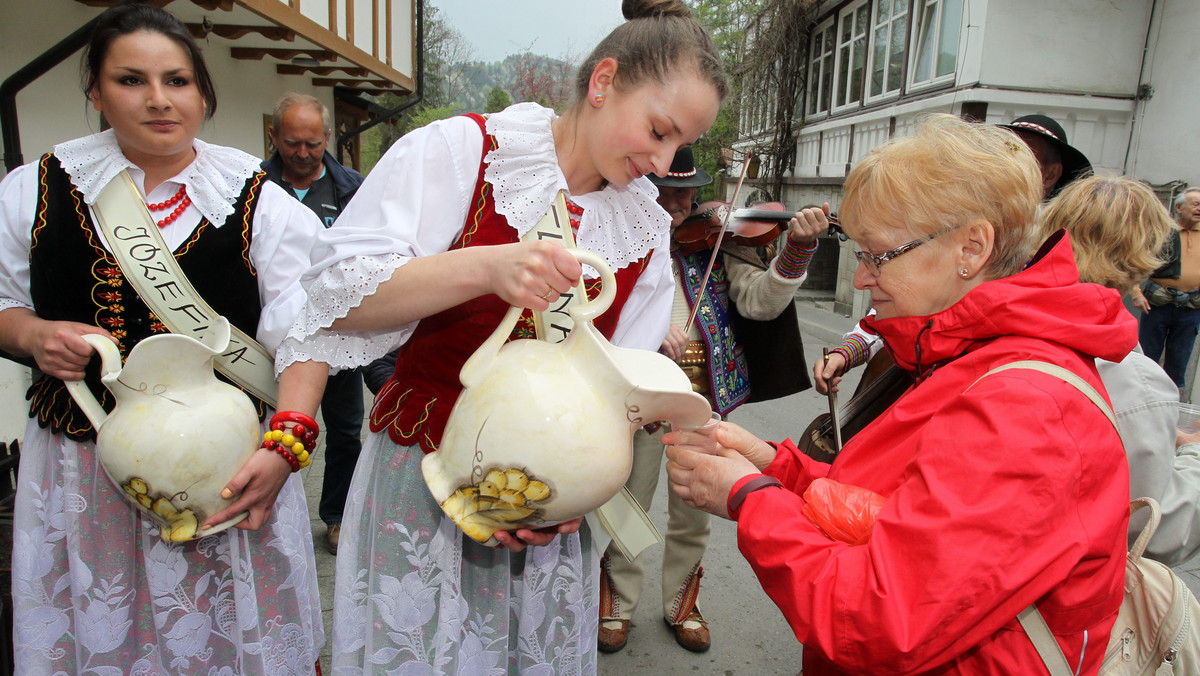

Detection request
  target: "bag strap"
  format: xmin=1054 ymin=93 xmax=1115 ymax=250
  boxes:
xmin=969 ymin=360 xmax=1118 ymax=431
xmin=1017 ymin=605 xmax=1075 ymax=676
xmin=972 ymin=360 xmax=1121 ymax=676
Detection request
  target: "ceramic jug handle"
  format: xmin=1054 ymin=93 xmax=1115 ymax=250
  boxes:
xmin=567 ymin=249 xmax=617 ymax=323
xmin=63 ymin=334 xmax=123 ymax=431
xmin=459 ymin=249 xmax=617 ymax=388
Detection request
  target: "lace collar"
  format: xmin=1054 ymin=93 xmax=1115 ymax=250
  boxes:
xmin=482 ymin=102 xmax=668 ymax=272
xmin=54 ymin=129 xmax=262 ymax=227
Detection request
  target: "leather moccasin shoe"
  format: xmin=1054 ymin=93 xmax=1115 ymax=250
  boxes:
xmin=598 ymin=618 xmax=629 ymax=653
xmin=325 ymin=524 xmax=340 ymax=555
xmin=667 ymin=609 xmax=710 ymax=652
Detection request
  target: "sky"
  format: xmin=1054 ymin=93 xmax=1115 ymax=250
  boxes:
xmin=431 ymin=0 xmax=625 ymax=63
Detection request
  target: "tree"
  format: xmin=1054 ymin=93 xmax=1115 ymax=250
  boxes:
xmin=511 ymin=53 xmax=574 ymax=111
xmin=485 ymin=87 xmax=513 ymax=113
xmin=364 ymin=4 xmax=475 ymax=164
xmin=734 ymin=1 xmax=821 ymax=201
xmin=689 ymin=0 xmax=758 ymax=202
xmin=687 ymin=0 xmax=820 ymax=203
xmin=402 ymin=104 xmax=460 ymax=135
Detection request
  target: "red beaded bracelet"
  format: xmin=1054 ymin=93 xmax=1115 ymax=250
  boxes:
xmin=270 ymin=411 xmax=319 ymax=447
xmin=262 ymin=438 xmax=301 ymax=471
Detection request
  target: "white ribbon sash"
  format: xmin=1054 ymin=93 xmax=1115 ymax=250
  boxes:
xmin=90 ymin=170 xmax=279 ymax=406
xmin=520 ymin=191 xmax=663 ymax=560
xmin=521 ymin=191 xmax=587 ymax=343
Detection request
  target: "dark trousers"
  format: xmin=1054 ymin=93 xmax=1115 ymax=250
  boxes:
xmin=1139 ymin=302 xmax=1200 ymax=387
xmin=318 ymin=368 xmax=365 ymax=525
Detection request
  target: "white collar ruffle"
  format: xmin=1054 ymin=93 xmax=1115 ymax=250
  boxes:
xmin=482 ymin=102 xmax=667 ymax=273
xmin=53 ymin=129 xmax=262 ymax=227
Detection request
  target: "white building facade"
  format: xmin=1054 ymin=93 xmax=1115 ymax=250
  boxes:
xmin=740 ymin=0 xmax=1198 ymax=322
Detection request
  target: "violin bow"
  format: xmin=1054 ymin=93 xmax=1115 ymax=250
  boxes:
xmin=684 ymin=151 xmax=755 ymax=333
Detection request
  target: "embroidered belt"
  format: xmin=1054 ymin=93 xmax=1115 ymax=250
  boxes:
xmin=680 ymin=340 xmax=709 ymax=394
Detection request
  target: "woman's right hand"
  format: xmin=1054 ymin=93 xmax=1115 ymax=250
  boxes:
xmin=662 ymin=421 xmax=777 ymax=472
xmin=27 ymin=319 xmax=116 ymax=381
xmin=484 ymin=241 xmax=584 ymax=310
xmin=813 ymin=351 xmax=848 ymax=395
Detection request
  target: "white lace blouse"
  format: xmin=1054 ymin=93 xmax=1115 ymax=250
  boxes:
xmin=0 ymin=130 xmax=323 ymax=354
xmin=275 ymin=102 xmax=675 ymax=373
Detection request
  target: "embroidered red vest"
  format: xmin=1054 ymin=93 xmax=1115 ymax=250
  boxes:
xmin=369 ymin=113 xmax=652 ymax=453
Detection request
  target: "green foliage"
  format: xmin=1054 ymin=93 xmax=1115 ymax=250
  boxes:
xmin=688 ymin=0 xmax=757 ymax=202
xmin=402 ymin=104 xmax=460 ymax=135
xmin=485 ymin=87 xmax=513 ymax=113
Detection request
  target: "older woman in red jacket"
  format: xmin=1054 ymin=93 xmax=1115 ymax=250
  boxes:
xmin=664 ymin=114 xmax=1133 ymax=675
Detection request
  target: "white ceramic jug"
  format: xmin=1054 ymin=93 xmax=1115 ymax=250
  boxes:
xmin=423 ymin=248 xmax=714 ymax=546
xmin=65 ymin=317 xmax=262 ymax=542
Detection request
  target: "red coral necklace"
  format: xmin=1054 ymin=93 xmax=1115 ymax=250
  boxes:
xmin=146 ymin=183 xmax=191 ymax=228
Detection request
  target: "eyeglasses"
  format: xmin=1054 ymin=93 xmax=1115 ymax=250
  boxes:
xmin=852 ymin=224 xmax=961 ymax=276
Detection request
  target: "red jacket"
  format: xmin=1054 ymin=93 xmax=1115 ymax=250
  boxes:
xmin=734 ymin=234 xmax=1135 ymax=674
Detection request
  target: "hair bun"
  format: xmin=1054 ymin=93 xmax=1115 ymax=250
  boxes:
xmin=622 ymin=0 xmax=692 ymax=21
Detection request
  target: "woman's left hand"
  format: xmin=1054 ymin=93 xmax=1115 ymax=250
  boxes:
xmin=204 ymin=448 xmax=293 ymax=531
xmin=786 ymin=202 xmax=831 ymax=247
xmin=665 ymin=435 xmax=762 ymax=519
xmin=493 ymin=517 xmax=583 ymax=552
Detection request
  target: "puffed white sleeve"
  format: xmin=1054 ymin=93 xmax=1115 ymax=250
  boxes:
xmin=0 ymin=163 xmax=39 ymax=312
xmin=274 ymin=116 xmax=482 ymax=373
xmin=608 ymin=236 xmax=674 ymax=352
xmin=247 ymin=180 xmax=325 ymax=355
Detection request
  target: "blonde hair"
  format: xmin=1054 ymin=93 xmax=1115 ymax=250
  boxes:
xmin=841 ymin=113 xmax=1043 ymax=279
xmin=1039 ymin=175 xmax=1172 ymax=294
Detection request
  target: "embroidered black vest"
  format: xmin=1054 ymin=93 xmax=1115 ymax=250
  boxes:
xmin=27 ymin=154 xmax=267 ymax=441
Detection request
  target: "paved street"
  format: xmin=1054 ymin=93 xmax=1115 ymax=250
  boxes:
xmin=299 ymin=294 xmax=1200 ymax=674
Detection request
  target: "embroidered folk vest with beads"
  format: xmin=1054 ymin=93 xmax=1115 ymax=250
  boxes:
xmin=369 ymin=113 xmax=651 ymax=454
xmin=672 ymin=248 xmax=751 ymax=417
xmin=27 ymin=153 xmax=268 ymax=442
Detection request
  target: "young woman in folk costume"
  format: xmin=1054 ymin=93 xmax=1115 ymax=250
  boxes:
xmin=0 ymin=5 xmax=326 ymax=673
xmin=272 ymin=0 xmax=726 ymax=671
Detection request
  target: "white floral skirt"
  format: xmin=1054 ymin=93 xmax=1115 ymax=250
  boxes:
xmin=12 ymin=421 xmax=324 ymax=674
xmin=330 ymin=431 xmax=600 ymax=675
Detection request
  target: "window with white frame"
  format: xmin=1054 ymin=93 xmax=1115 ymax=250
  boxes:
xmin=867 ymin=0 xmax=909 ymax=100
xmin=909 ymin=0 xmax=964 ymax=88
xmin=806 ymin=19 xmax=836 ymax=116
xmin=832 ymin=1 xmax=870 ymax=111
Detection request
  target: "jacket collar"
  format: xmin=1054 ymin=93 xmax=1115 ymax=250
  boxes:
xmin=864 ymin=231 xmax=1138 ymax=379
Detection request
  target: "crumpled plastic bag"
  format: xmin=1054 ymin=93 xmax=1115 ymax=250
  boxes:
xmin=801 ymin=477 xmax=886 ymax=546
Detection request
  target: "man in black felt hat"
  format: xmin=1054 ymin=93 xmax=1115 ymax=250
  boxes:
xmin=597 ymin=147 xmax=828 ymax=654
xmin=999 ymin=114 xmax=1093 ymax=200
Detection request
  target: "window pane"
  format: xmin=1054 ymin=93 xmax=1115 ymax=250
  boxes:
xmin=850 ymin=34 xmax=866 ymax=105
xmin=871 ymin=26 xmax=887 ymax=97
xmin=856 ymin=4 xmax=869 ymax=33
xmin=821 ymin=58 xmax=833 ymax=112
xmin=878 ymin=0 xmax=892 ymax=20
xmin=838 ymin=44 xmax=851 ymax=106
xmin=888 ymin=19 xmax=906 ymax=91
xmin=936 ymin=0 xmax=963 ymax=77
xmin=912 ymin=2 xmax=936 ymax=83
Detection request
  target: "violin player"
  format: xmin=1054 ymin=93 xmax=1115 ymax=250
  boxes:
xmin=599 ymin=146 xmax=828 ymax=653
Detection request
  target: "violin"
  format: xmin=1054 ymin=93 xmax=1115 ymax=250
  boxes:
xmin=797 ymin=351 xmax=913 ymax=462
xmin=671 ymin=201 xmax=795 ymax=254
